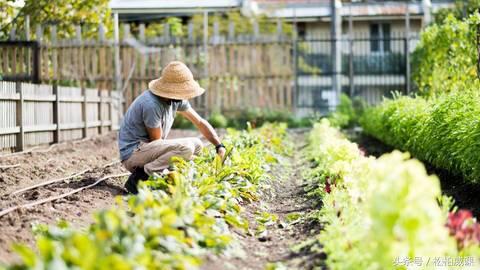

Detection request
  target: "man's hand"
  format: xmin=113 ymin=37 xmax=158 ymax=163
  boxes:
xmin=217 ymin=146 xmax=226 ymax=160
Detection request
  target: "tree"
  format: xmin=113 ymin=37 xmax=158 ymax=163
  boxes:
xmin=434 ymin=0 xmax=480 ymax=23
xmin=0 ymin=0 xmax=112 ymax=40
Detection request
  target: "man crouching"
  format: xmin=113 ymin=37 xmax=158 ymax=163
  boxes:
xmin=118 ymin=61 xmax=226 ymax=194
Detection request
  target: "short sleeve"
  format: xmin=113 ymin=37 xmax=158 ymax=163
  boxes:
xmin=142 ymin=102 xmax=162 ymax=128
xmin=177 ymin=100 xmax=191 ymax=112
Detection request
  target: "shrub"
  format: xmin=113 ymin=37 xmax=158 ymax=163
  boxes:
xmin=328 ymin=94 xmax=365 ymax=128
xmin=360 ymin=90 xmax=480 ymax=183
xmin=208 ymin=111 xmax=228 ymax=128
xmin=411 ymin=13 xmax=480 ymax=97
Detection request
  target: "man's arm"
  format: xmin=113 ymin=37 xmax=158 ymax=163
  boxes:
xmin=179 ymin=108 xmax=221 ymax=145
xmin=179 ymin=108 xmax=226 ymax=157
xmin=146 ymin=126 xmax=162 ymax=141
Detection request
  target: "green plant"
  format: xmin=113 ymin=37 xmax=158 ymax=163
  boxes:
xmin=208 ymin=111 xmax=228 ymax=128
xmin=360 ymin=89 xmax=480 ymax=183
xmin=172 ymin=115 xmax=195 ymax=129
xmin=327 ymin=94 xmax=364 ymax=129
xmin=411 ymin=13 xmax=480 ymax=97
xmin=434 ymin=0 xmax=480 ymax=24
xmin=1 ymin=0 xmax=113 ymax=40
xmin=5 ymin=124 xmax=290 ymax=269
xmin=303 ymin=120 xmax=458 ymax=270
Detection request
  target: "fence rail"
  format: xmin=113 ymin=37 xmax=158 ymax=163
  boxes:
xmin=0 ymin=41 xmax=40 ymax=83
xmin=0 ymin=81 xmax=123 ymax=153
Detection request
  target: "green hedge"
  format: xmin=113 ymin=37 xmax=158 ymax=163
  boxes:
xmin=360 ymin=90 xmax=480 ymax=183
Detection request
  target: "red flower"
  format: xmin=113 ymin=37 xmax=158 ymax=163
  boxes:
xmin=324 ymin=181 xmax=331 ymax=193
xmin=446 ymin=209 xmax=480 ymax=249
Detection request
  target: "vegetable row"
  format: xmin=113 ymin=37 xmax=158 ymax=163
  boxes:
xmin=304 ymin=120 xmax=480 ymax=270
xmin=3 ymin=124 xmax=289 ymax=270
xmin=360 ymin=90 xmax=480 ymax=183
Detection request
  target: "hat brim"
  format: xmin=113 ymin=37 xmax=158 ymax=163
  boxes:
xmin=148 ymin=78 xmax=205 ymax=100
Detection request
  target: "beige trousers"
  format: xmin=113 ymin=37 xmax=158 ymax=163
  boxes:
xmin=122 ymin=137 xmax=203 ymax=175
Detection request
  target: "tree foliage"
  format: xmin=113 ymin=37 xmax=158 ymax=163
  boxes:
xmin=434 ymin=0 xmax=480 ymax=23
xmin=411 ymin=13 xmax=480 ymax=97
xmin=139 ymin=11 xmax=293 ymax=40
xmin=0 ymin=0 xmax=112 ymax=40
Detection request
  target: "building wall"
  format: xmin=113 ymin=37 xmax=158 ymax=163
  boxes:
xmin=302 ymin=18 xmax=422 ymax=54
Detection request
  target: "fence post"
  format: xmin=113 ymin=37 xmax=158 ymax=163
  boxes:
xmin=32 ymin=41 xmax=40 ymax=84
xmin=113 ymin=13 xmax=122 ymax=92
xmin=163 ymin=23 xmax=170 ymax=43
xmin=405 ymin=2 xmax=411 ymax=94
xmin=188 ymin=21 xmax=194 ymax=43
xmin=82 ymin=88 xmax=88 ymax=138
xmin=25 ymin=16 xmax=30 ymax=40
xmin=109 ymin=91 xmax=114 ymax=131
xmin=348 ymin=10 xmax=354 ymax=97
xmin=212 ymin=21 xmax=220 ymax=44
xmin=35 ymin=25 xmax=43 ymax=42
xmin=51 ymin=25 xmax=58 ymax=82
xmin=52 ymin=85 xmax=60 ymax=143
xmin=404 ymin=38 xmax=409 ymax=94
xmin=9 ymin=27 xmax=16 ymax=41
xmin=139 ymin=23 xmax=146 ymax=42
xmin=203 ymin=11 xmax=209 ymax=115
xmin=15 ymin=82 xmax=24 ymax=152
xmin=293 ymin=18 xmax=298 ymax=115
xmin=98 ymin=90 xmax=104 ymax=135
xmin=276 ymin=19 xmax=283 ymax=41
xmin=253 ymin=20 xmax=259 ymax=40
xmin=228 ymin=21 xmax=235 ymax=42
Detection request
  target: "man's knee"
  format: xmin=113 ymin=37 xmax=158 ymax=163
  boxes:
xmin=191 ymin=137 xmax=203 ymax=155
xmin=174 ymin=143 xmax=195 ymax=158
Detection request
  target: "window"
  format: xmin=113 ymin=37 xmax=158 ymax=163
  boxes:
xmin=370 ymin=23 xmax=391 ymax=52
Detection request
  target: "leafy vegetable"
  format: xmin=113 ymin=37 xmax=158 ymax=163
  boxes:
xmin=304 ymin=120 xmax=459 ymax=269
xmin=5 ymin=124 xmax=289 ymax=269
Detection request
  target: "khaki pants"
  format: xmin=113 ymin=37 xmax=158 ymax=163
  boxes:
xmin=122 ymin=137 xmax=203 ymax=175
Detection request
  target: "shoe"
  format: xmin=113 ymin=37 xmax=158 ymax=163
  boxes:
xmin=124 ymin=167 xmax=149 ymax=194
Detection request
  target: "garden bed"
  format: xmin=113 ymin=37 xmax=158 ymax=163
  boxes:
xmin=0 ymin=130 xmax=199 ymax=264
xmin=351 ymin=132 xmax=480 ymax=218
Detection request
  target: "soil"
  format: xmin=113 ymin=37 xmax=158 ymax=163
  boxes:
xmin=0 ymin=129 xmax=325 ymax=269
xmin=352 ymin=132 xmax=480 ymax=218
xmin=0 ymin=129 xmax=200 ymax=264
xmin=201 ymin=131 xmax=325 ymax=270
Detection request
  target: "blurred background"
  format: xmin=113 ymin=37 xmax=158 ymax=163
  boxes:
xmin=0 ymin=0 xmax=475 ymax=151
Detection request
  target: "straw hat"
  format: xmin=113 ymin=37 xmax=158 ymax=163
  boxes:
xmin=148 ymin=61 xmax=205 ymax=100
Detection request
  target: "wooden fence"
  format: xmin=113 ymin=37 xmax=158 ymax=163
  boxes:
xmin=36 ymin=40 xmax=294 ymax=114
xmin=0 ymin=81 xmax=123 ymax=153
xmin=0 ymin=23 xmax=295 ymax=115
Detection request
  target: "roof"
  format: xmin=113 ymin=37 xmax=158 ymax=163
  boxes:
xmin=256 ymin=1 xmax=454 ymax=20
xmin=109 ymin=0 xmax=454 ymax=21
xmin=110 ymin=0 xmax=241 ymax=13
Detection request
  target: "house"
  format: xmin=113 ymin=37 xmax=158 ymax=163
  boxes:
xmin=110 ymin=0 xmax=455 ymax=115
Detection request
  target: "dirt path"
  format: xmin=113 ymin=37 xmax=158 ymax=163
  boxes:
xmin=0 ymin=129 xmax=199 ymax=264
xmin=202 ymin=131 xmax=321 ymax=270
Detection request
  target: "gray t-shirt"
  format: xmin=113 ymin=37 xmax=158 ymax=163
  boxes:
xmin=118 ymin=90 xmax=191 ymax=161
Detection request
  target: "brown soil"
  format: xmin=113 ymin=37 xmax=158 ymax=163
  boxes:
xmin=0 ymin=129 xmax=200 ymax=264
xmin=201 ymin=131 xmax=323 ymax=270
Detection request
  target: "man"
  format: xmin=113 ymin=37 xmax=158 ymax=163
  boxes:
xmin=118 ymin=61 xmax=226 ymax=194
